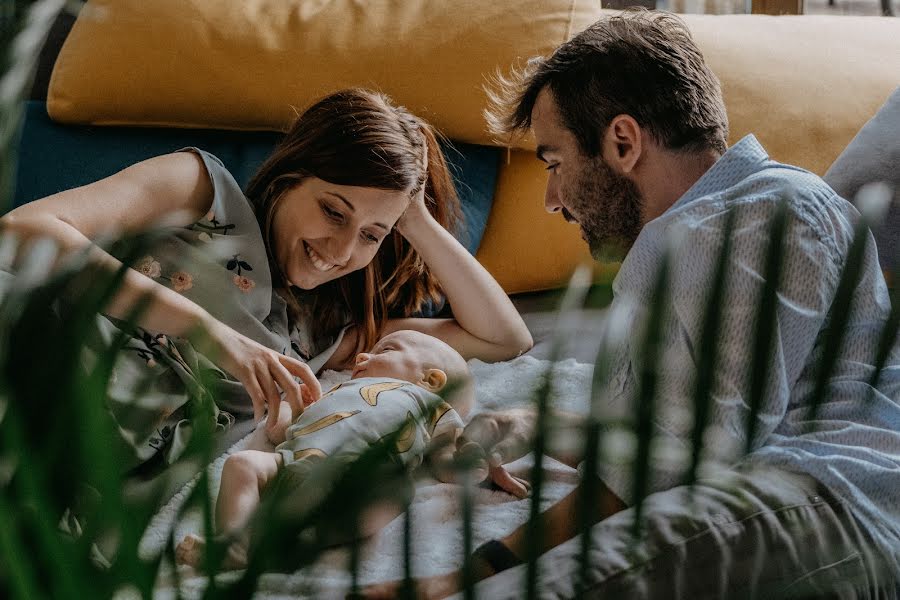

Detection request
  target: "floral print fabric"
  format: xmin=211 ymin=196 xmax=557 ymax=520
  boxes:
xmin=77 ymin=149 xmax=348 ymax=473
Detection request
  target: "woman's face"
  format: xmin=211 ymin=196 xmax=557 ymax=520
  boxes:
xmin=270 ymin=177 xmax=410 ymax=289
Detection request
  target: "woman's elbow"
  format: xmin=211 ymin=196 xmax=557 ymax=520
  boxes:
xmin=500 ymin=329 xmax=533 ymax=360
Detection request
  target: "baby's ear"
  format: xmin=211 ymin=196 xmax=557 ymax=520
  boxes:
xmin=420 ymin=368 xmax=448 ymax=392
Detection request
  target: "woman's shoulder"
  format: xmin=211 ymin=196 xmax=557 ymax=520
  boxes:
xmin=177 ymin=148 xmax=242 ymax=198
xmin=176 ymin=148 xmax=258 ymax=227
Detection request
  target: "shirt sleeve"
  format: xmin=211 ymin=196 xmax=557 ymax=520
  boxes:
xmin=597 ymin=194 xmax=846 ymax=505
xmin=431 ymin=402 xmax=465 ymax=440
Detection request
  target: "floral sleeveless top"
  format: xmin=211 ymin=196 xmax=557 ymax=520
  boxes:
xmin=96 ymin=148 xmax=349 ymax=471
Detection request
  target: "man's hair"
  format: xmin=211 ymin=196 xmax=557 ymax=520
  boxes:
xmin=485 ymin=10 xmax=728 ymax=156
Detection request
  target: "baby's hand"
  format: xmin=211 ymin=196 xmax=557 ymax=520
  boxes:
xmin=486 ymin=464 xmax=531 ymax=499
xmin=455 ymin=439 xmax=530 ymax=499
xmin=264 ymin=400 xmax=296 ymax=445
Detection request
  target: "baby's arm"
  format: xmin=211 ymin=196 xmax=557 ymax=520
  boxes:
xmin=426 ymin=404 xmax=465 ymax=484
xmin=265 ymin=400 xmax=297 ymax=446
xmin=427 ymin=427 xmax=462 ymax=484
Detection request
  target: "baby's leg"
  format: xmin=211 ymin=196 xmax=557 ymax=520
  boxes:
xmin=176 ymin=450 xmax=282 ymax=569
xmin=216 ymin=450 xmax=283 ymax=534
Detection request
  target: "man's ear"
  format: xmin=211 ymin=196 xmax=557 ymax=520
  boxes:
xmin=601 ymin=114 xmax=643 ymax=175
xmin=419 ymin=368 xmax=448 ymax=392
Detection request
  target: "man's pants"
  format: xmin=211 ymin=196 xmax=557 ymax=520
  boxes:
xmin=470 ymin=466 xmax=896 ymax=599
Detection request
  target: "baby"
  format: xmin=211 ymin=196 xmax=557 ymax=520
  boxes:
xmin=176 ymin=329 xmax=473 ymax=569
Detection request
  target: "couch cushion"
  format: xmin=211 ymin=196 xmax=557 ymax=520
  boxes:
xmin=47 ymin=0 xmax=604 ymax=147
xmin=824 ymin=87 xmax=900 ymax=273
xmin=46 ymin=4 xmax=900 ymax=294
xmin=679 ymin=14 xmax=900 ymax=177
xmin=12 ymin=101 xmax=499 ymax=258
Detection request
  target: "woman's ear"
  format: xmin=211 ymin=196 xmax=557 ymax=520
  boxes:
xmin=419 ymin=368 xmax=448 ymax=392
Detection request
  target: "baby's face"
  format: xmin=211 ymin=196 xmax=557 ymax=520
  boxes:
xmin=351 ymin=330 xmax=444 ymax=383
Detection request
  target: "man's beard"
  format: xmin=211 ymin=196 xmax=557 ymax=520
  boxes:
xmin=565 ymin=156 xmax=644 ymax=262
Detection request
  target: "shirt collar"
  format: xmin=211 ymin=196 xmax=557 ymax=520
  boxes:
xmin=669 ymin=134 xmax=770 ymax=212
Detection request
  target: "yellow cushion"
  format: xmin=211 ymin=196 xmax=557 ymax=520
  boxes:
xmin=481 ymin=14 xmax=900 ymax=293
xmin=475 ymin=151 xmax=595 ymax=294
xmin=48 ymin=0 xmax=604 ymax=146
xmin=48 ymin=5 xmax=900 ymax=294
xmin=683 ymin=14 xmax=900 ymax=177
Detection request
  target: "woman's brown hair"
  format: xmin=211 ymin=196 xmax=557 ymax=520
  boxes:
xmin=245 ymin=89 xmax=462 ymax=358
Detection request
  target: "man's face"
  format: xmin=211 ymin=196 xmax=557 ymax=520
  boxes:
xmin=531 ymin=88 xmax=644 ymax=260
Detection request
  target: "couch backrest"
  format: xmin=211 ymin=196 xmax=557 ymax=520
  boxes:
xmin=39 ymin=2 xmax=900 ymax=292
xmin=12 ymin=101 xmax=499 ymax=259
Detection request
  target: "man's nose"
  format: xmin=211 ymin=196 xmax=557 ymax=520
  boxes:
xmin=544 ymin=177 xmax=563 ymax=214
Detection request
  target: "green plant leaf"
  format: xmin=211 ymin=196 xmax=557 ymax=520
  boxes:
xmin=685 ymin=209 xmax=736 ymax=486
xmin=745 ymin=200 xmax=789 ymax=454
xmin=806 ymin=211 xmax=873 ymax=429
xmin=525 ymin=265 xmax=592 ymax=600
xmin=629 ymin=241 xmax=672 ymax=538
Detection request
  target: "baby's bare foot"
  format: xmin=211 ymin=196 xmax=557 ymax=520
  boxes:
xmin=222 ymin=540 xmax=249 ymax=570
xmin=175 ymin=532 xmax=249 ymax=571
xmin=175 ymin=533 xmax=206 ymax=568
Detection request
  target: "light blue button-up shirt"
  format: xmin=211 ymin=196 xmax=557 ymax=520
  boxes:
xmin=601 ymin=135 xmax=900 ymax=572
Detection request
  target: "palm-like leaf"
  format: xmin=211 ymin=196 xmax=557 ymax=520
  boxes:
xmin=524 ymin=265 xmax=592 ymax=599
xmin=629 ymin=240 xmax=672 ymax=538
xmin=685 ymin=209 xmax=736 ymax=486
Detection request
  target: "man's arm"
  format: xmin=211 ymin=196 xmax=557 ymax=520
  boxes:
xmin=497 ymin=474 xmax=627 ymax=567
xmin=357 ymin=473 xmax=625 ymax=600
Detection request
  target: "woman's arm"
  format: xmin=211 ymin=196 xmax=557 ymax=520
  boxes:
xmin=1 ymin=153 xmax=320 ymax=419
xmin=2 ymin=153 xmax=214 ymax=337
xmin=389 ymin=200 xmax=533 ymax=362
xmin=320 ymin=210 xmax=533 ymax=371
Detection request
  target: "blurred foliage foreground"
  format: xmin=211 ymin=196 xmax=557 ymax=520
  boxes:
xmin=2 ymin=2 xmax=898 ymax=599
xmin=0 ymin=183 xmax=895 ymax=599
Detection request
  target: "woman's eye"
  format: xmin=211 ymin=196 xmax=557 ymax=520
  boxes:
xmin=545 ymin=163 xmax=559 ymax=172
xmin=361 ymin=231 xmax=379 ymax=244
xmin=322 ymin=204 xmax=344 ymax=222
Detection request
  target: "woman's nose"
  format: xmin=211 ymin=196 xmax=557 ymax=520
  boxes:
xmin=330 ymin=230 xmax=356 ymax=266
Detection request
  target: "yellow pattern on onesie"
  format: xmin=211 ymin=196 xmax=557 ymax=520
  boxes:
xmin=275 ymin=377 xmax=463 ymax=473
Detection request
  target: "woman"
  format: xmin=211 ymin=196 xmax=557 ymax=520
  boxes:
xmin=1 ymin=88 xmax=532 ymax=472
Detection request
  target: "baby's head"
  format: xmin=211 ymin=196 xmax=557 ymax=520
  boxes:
xmin=351 ymin=330 xmax=473 ymax=417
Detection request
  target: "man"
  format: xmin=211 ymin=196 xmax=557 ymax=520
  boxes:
xmin=363 ymin=10 xmax=900 ymax=600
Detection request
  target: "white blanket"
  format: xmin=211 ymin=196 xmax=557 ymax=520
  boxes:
xmin=143 ymin=355 xmax=593 ymax=598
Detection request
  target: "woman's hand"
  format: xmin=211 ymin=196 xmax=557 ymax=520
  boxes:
xmin=394 ymin=148 xmax=431 ymax=237
xmin=198 ymin=317 xmax=322 ymax=427
xmin=383 ymin=141 xmax=533 ymax=362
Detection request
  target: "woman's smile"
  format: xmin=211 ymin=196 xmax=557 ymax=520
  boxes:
xmin=303 ymin=241 xmax=339 ymax=272
xmin=272 ymin=178 xmax=410 ymax=289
